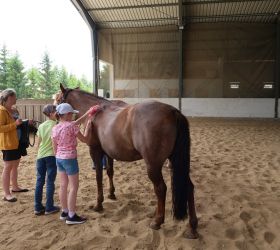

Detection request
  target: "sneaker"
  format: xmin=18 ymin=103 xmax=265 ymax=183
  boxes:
xmin=60 ymin=211 xmax=68 ymax=220
xmin=66 ymin=213 xmax=87 ymax=225
xmin=34 ymin=207 xmax=45 ymax=216
xmin=45 ymin=206 xmax=60 ymax=215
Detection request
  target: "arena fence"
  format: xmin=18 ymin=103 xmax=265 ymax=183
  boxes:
xmin=16 ymin=99 xmax=53 ymax=123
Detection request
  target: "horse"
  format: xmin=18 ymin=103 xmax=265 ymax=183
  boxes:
xmin=55 ymin=84 xmax=198 ymax=238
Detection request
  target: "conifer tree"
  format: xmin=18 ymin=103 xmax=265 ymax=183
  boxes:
xmin=0 ymin=45 xmax=9 ymax=90
xmin=6 ymin=53 xmax=26 ymax=98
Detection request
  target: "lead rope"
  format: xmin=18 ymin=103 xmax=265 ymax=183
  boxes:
xmin=28 ymin=120 xmax=41 ymax=147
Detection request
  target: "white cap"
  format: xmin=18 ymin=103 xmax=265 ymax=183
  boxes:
xmin=56 ymin=103 xmax=79 ymax=115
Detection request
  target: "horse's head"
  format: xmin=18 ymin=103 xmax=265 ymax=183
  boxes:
xmin=53 ymin=83 xmax=112 ymax=117
xmin=53 ymin=83 xmax=73 ymax=105
xmin=53 ymin=92 xmax=63 ymax=105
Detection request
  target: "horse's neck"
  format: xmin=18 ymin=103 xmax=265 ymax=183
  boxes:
xmin=69 ymin=93 xmax=107 ymax=115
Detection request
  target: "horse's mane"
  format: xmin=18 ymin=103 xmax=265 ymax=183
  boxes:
xmin=74 ymin=89 xmax=112 ymax=104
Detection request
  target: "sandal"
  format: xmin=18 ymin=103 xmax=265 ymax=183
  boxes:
xmin=3 ymin=197 xmax=17 ymax=202
xmin=12 ymin=188 xmax=29 ymax=193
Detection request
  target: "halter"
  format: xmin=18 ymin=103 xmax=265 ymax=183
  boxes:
xmin=60 ymin=88 xmax=73 ymax=104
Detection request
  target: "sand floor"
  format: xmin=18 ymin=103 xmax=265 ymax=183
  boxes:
xmin=0 ymin=118 xmax=279 ymax=250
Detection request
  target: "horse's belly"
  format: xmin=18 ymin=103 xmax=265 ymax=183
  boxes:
xmin=104 ymin=146 xmax=142 ymax=162
xmin=100 ymin=129 xmax=141 ymax=161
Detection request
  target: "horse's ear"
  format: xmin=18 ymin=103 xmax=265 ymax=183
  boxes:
xmin=60 ymin=83 xmax=66 ymax=93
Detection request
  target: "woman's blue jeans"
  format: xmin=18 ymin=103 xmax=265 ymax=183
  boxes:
xmin=34 ymin=156 xmax=57 ymax=211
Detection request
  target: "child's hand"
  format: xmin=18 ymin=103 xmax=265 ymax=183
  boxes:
xmin=88 ymin=105 xmax=100 ymax=117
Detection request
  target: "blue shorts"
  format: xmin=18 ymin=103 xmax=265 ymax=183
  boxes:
xmin=56 ymin=158 xmax=79 ymax=175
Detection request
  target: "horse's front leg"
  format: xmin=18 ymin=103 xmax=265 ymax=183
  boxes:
xmin=147 ymin=165 xmax=167 ymax=230
xmin=89 ymin=146 xmax=104 ymax=212
xmin=106 ymin=156 xmax=116 ymax=200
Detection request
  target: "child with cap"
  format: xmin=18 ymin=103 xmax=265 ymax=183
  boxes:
xmin=51 ymin=103 xmax=93 ymax=225
xmin=34 ymin=104 xmax=59 ymax=215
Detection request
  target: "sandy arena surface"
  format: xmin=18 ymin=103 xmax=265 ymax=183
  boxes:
xmin=0 ymin=118 xmax=279 ymax=250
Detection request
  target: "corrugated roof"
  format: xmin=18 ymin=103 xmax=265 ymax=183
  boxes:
xmin=184 ymin=0 xmax=280 ymax=23
xmin=75 ymin=0 xmax=280 ymax=29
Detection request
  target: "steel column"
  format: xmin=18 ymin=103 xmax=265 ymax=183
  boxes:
xmin=275 ymin=13 xmax=280 ymax=118
xmin=178 ymin=0 xmax=184 ymax=112
xmin=70 ymin=0 xmax=99 ymax=94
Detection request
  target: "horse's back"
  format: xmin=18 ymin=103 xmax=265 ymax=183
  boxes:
xmin=96 ymin=101 xmax=182 ymax=163
xmin=101 ymin=101 xmax=178 ymax=161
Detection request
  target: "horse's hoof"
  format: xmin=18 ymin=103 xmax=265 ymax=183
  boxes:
xmin=92 ymin=205 xmax=103 ymax=212
xmin=149 ymin=221 xmax=161 ymax=230
xmin=183 ymin=229 xmax=199 ymax=239
xmin=108 ymin=194 xmax=117 ymax=200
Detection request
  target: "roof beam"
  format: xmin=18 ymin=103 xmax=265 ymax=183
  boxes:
xmin=114 ymin=41 xmax=178 ymax=45
xmin=87 ymin=3 xmax=178 ymax=12
xmin=97 ymin=17 xmax=177 ymax=24
xmin=183 ymin=0 xmax=271 ymax=5
xmin=184 ymin=12 xmax=278 ymax=21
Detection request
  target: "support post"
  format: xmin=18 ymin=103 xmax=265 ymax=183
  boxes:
xmin=275 ymin=13 xmax=280 ymax=118
xmin=178 ymin=0 xmax=184 ymax=111
xmin=70 ymin=0 xmax=99 ymax=94
xmin=92 ymin=30 xmax=99 ymax=94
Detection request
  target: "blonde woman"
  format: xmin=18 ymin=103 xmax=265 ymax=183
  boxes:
xmin=0 ymin=89 xmax=28 ymax=202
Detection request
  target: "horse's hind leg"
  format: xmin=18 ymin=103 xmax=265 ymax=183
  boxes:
xmin=146 ymin=164 xmax=167 ymax=230
xmin=187 ymin=177 xmax=198 ymax=238
xmin=106 ymin=156 xmax=116 ymax=200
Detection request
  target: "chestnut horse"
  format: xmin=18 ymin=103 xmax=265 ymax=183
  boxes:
xmin=55 ymin=84 xmax=198 ymax=238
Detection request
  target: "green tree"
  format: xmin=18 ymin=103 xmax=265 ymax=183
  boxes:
xmin=1 ymin=45 xmax=93 ymax=98
xmin=0 ymin=45 xmax=9 ymax=90
xmin=39 ymin=51 xmax=54 ymax=98
xmin=80 ymin=75 xmax=92 ymax=92
xmin=58 ymin=66 xmax=69 ymax=85
xmin=26 ymin=67 xmax=42 ymax=98
xmin=6 ymin=53 xmax=26 ymax=98
xmin=68 ymin=74 xmax=80 ymax=89
xmin=99 ymin=64 xmax=110 ymax=94
xmin=51 ymin=66 xmax=61 ymax=95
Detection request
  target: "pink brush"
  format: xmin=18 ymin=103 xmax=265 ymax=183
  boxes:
xmin=88 ymin=105 xmax=100 ymax=117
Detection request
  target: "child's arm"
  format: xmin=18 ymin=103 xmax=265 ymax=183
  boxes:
xmin=74 ymin=105 xmax=100 ymax=126
xmin=74 ymin=110 xmax=91 ymax=126
xmin=52 ymin=139 xmax=57 ymax=155
xmin=76 ymin=119 xmax=92 ymax=143
xmin=37 ymin=136 xmax=42 ymax=150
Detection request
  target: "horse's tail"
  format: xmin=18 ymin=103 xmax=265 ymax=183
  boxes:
xmin=169 ymin=112 xmax=192 ymax=220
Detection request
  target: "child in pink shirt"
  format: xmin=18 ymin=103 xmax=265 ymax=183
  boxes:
xmin=52 ymin=103 xmax=92 ymax=225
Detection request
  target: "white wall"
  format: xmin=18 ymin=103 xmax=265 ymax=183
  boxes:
xmin=112 ymin=98 xmax=279 ymax=118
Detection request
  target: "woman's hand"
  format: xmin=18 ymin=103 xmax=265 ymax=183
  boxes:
xmin=15 ymin=118 xmax=22 ymax=126
xmin=28 ymin=119 xmax=34 ymax=125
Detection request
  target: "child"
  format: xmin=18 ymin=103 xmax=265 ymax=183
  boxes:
xmin=51 ymin=103 xmax=91 ymax=225
xmin=34 ymin=104 xmax=59 ymax=215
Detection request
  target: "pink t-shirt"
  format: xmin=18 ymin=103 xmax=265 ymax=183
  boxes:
xmin=51 ymin=121 xmax=80 ymax=159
